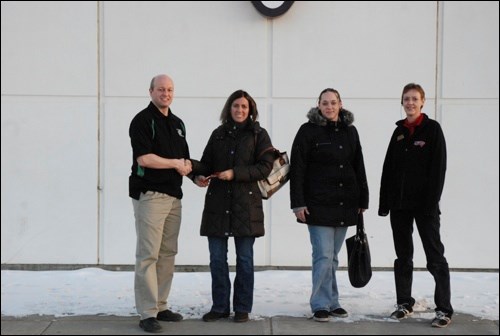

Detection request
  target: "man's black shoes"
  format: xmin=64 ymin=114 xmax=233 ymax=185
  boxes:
xmin=157 ymin=309 xmax=183 ymax=322
xmin=139 ymin=317 xmax=162 ymax=333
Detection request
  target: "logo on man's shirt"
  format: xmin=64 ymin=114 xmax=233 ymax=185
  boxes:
xmin=176 ymin=128 xmax=185 ymax=137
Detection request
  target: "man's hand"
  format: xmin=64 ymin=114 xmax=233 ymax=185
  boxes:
xmin=175 ymin=159 xmax=192 ymax=176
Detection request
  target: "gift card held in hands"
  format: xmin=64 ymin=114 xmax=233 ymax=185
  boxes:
xmin=204 ymin=173 xmax=220 ymax=182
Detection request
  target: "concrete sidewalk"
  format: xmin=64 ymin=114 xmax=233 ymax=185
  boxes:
xmin=1 ymin=313 xmax=498 ymax=335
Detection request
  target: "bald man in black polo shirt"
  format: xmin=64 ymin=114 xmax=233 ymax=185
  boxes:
xmin=129 ymin=74 xmax=192 ymax=333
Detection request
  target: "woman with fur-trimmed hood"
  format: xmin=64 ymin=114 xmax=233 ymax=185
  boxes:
xmin=290 ymin=88 xmax=369 ymax=322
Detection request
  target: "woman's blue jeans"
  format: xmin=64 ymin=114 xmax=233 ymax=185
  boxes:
xmin=208 ymin=236 xmax=255 ymax=313
xmin=308 ymin=225 xmax=348 ymax=313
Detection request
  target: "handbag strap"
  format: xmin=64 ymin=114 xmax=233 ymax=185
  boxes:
xmin=356 ymin=213 xmax=365 ymax=237
xmin=253 ymin=133 xmax=277 ymax=159
xmin=258 ymin=146 xmax=277 ymax=159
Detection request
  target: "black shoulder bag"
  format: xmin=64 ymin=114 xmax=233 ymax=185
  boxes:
xmin=345 ymin=213 xmax=372 ymax=288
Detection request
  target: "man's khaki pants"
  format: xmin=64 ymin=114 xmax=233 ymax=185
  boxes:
xmin=132 ymin=191 xmax=181 ymax=320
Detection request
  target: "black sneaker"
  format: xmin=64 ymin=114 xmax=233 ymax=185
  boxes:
xmin=139 ymin=317 xmax=162 ymax=333
xmin=313 ymin=310 xmax=330 ymax=322
xmin=390 ymin=304 xmax=413 ymax=320
xmin=431 ymin=311 xmax=451 ymax=328
xmin=157 ymin=309 xmax=183 ymax=322
xmin=330 ymin=307 xmax=348 ymax=318
xmin=202 ymin=311 xmax=230 ymax=322
xmin=234 ymin=312 xmax=249 ymax=323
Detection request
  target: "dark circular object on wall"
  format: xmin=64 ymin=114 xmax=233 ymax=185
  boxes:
xmin=251 ymin=1 xmax=294 ymax=18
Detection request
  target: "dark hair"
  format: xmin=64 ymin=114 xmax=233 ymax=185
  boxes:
xmin=401 ymin=83 xmax=425 ymax=105
xmin=219 ymin=90 xmax=258 ymax=123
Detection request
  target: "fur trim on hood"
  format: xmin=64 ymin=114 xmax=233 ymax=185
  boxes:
xmin=306 ymin=107 xmax=354 ymax=126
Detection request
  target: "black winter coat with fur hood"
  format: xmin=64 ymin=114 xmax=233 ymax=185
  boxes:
xmin=290 ymin=108 xmax=369 ymax=227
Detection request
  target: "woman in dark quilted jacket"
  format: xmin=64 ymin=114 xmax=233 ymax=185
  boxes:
xmin=192 ymin=90 xmax=275 ymax=323
xmin=290 ymin=88 xmax=369 ymax=322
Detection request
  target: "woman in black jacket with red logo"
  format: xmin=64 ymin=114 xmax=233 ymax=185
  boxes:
xmin=290 ymin=88 xmax=369 ymax=322
xmin=379 ymin=83 xmax=453 ymax=328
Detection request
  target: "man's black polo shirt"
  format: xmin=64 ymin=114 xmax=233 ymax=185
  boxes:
xmin=129 ymin=102 xmax=190 ymax=200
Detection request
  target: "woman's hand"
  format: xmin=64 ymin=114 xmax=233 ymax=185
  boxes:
xmin=295 ymin=207 xmax=310 ymax=223
xmin=194 ymin=175 xmax=209 ymax=187
xmin=217 ymin=169 xmax=234 ymax=181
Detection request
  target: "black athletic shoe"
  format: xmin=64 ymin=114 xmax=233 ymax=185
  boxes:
xmin=313 ymin=310 xmax=330 ymax=322
xmin=157 ymin=309 xmax=183 ymax=322
xmin=202 ymin=311 xmax=230 ymax=322
xmin=139 ymin=317 xmax=162 ymax=333
xmin=390 ymin=304 xmax=413 ymax=320
xmin=431 ymin=311 xmax=451 ymax=328
xmin=330 ymin=307 xmax=348 ymax=318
